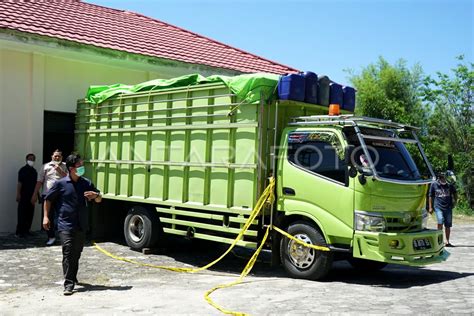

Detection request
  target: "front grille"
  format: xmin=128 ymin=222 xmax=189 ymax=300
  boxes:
xmin=385 ymin=214 xmax=422 ymax=232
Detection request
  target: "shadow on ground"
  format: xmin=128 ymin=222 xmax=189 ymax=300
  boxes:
xmin=327 ymin=261 xmax=474 ymax=288
xmin=75 ymin=283 xmax=132 ymax=293
xmin=0 ymin=232 xmax=52 ymax=250
xmin=91 ymin=237 xmax=474 ymax=289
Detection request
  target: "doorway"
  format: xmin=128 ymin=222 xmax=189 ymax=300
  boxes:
xmin=43 ymin=111 xmax=76 ymax=164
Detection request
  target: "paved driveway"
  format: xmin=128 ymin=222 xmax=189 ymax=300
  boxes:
xmin=1 ymin=224 xmax=473 ymax=315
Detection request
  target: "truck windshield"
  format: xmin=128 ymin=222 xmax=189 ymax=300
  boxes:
xmin=344 ymin=127 xmax=431 ymax=181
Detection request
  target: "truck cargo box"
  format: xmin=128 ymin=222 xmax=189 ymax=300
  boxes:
xmin=76 ymin=80 xmax=327 ymax=246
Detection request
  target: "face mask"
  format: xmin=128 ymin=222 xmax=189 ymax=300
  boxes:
xmin=27 ymin=160 xmax=35 ymax=167
xmin=75 ymin=166 xmax=85 ymax=177
xmin=52 ymin=161 xmax=60 ymax=165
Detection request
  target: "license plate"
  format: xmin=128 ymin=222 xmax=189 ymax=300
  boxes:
xmin=413 ymin=238 xmax=431 ymax=250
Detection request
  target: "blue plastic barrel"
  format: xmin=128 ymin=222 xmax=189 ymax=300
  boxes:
xmin=303 ymin=71 xmax=318 ymax=104
xmin=278 ymin=74 xmax=305 ymax=102
xmin=329 ymin=82 xmax=343 ymax=106
xmin=317 ymin=75 xmax=330 ymax=106
xmin=342 ymin=86 xmax=356 ymax=112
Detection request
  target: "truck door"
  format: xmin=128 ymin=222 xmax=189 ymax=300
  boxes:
xmin=278 ymin=130 xmax=354 ymax=245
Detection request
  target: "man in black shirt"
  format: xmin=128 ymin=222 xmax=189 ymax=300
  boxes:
xmin=429 ymin=172 xmax=457 ymax=247
xmin=16 ymin=153 xmax=37 ymax=237
xmin=43 ymin=153 xmax=102 ymax=295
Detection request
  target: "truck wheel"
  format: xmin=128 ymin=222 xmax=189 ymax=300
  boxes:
xmin=124 ymin=205 xmax=160 ymax=250
xmin=348 ymin=258 xmax=388 ymax=271
xmin=280 ymin=221 xmax=333 ymax=280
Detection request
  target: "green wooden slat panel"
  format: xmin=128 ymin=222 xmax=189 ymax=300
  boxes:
xmin=233 ymin=169 xmax=255 ymax=209
xmin=119 ymin=164 xmax=129 ymax=196
xmin=188 ymin=167 xmax=205 ymax=204
xmin=102 ymin=194 xmax=253 ymax=215
xmin=131 ymin=165 xmax=146 ymax=197
xmin=209 ymin=167 xmax=228 ymax=206
xmin=228 ymin=216 xmax=257 ymax=224
xmin=121 ymin=133 xmax=130 ymax=160
xmin=163 ymin=228 xmax=257 ymax=248
xmin=168 ymin=166 xmax=184 ymax=202
xmin=169 ymin=131 xmax=185 ymax=161
xmin=190 ymin=89 xmax=212 ymax=125
xmin=76 ymin=123 xmax=258 ymax=134
xmin=135 ymin=99 xmax=150 ymax=128
xmin=107 ymin=163 xmax=118 ymax=195
xmin=132 ymin=131 xmax=147 ymax=197
xmin=160 ymin=207 xmax=225 ymax=220
xmin=189 ymin=130 xmax=207 ymax=163
xmin=95 ymin=163 xmax=106 ymax=193
xmin=160 ymin=218 xmax=258 ymax=236
xmin=157 ymin=207 xmax=257 ymax=225
xmin=149 ymin=130 xmax=166 ymax=200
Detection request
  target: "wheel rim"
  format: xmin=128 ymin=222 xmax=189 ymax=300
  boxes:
xmin=287 ymin=233 xmax=316 ymax=269
xmin=128 ymin=215 xmax=145 ymax=243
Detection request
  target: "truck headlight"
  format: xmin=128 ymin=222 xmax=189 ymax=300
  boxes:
xmin=355 ymin=212 xmax=386 ymax=232
xmin=422 ymin=208 xmax=428 ymax=229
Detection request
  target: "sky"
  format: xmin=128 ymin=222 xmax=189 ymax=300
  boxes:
xmin=87 ymin=0 xmax=473 ymax=86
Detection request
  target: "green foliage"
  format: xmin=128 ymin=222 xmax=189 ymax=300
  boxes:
xmin=348 ymin=57 xmax=427 ymax=129
xmin=348 ymin=56 xmax=473 ymax=214
xmin=422 ymin=56 xmax=473 ymax=212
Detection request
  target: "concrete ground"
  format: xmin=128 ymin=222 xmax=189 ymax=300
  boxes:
xmin=0 ymin=221 xmax=473 ymax=315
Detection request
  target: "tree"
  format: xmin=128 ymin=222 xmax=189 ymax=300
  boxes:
xmin=422 ymin=56 xmax=474 ymax=210
xmin=348 ymin=57 xmax=426 ymax=128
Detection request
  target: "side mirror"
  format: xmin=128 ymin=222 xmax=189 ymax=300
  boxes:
xmin=349 ymin=166 xmax=358 ymax=178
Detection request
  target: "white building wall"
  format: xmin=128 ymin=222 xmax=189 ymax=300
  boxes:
xmin=0 ymin=37 xmax=237 ymax=233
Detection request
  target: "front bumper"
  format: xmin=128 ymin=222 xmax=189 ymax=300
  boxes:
xmin=353 ymin=229 xmax=449 ymax=266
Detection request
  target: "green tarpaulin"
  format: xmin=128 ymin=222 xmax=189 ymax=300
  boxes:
xmin=86 ymin=73 xmax=280 ymax=105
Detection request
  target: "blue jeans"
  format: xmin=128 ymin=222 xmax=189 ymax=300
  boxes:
xmin=434 ymin=208 xmax=452 ymax=228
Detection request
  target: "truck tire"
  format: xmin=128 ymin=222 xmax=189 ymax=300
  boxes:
xmin=124 ymin=205 xmax=161 ymax=250
xmin=348 ymin=258 xmax=388 ymax=271
xmin=280 ymin=221 xmax=333 ymax=280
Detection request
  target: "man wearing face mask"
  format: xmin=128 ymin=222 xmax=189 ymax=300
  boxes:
xmin=429 ymin=172 xmax=457 ymax=247
xmin=16 ymin=153 xmax=38 ymax=238
xmin=43 ymin=153 xmax=102 ymax=295
xmin=32 ymin=149 xmax=68 ymax=246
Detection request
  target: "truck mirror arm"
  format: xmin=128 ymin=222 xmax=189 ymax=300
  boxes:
xmin=348 ymin=166 xmax=358 ymax=178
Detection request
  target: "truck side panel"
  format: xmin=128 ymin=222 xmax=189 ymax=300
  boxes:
xmin=77 ymin=84 xmax=258 ymax=209
xmin=75 ymin=85 xmax=329 ymax=247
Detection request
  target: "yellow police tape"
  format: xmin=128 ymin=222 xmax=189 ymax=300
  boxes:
xmin=93 ymin=177 xmax=330 ymax=315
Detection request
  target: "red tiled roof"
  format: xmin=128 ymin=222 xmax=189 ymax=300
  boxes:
xmin=0 ymin=0 xmax=298 ymax=74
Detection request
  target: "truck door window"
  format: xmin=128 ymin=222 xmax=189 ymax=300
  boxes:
xmin=287 ymin=132 xmax=346 ymax=184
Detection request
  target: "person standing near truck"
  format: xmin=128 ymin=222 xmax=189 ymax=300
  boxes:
xmin=429 ymin=172 xmax=457 ymax=247
xmin=16 ymin=153 xmax=37 ymax=238
xmin=43 ymin=153 xmax=102 ymax=295
xmin=32 ymin=149 xmax=68 ymax=246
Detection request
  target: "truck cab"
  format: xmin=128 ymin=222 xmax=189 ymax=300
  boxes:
xmin=275 ymin=115 xmax=448 ymax=280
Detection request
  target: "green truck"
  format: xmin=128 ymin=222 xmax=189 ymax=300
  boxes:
xmin=76 ymin=74 xmax=448 ymax=280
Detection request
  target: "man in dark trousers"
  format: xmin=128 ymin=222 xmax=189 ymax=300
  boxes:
xmin=32 ymin=149 xmax=68 ymax=246
xmin=16 ymin=153 xmax=37 ymax=237
xmin=429 ymin=172 xmax=457 ymax=247
xmin=43 ymin=153 xmax=102 ymax=295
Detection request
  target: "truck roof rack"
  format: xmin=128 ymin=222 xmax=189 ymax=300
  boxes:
xmin=289 ymin=115 xmax=419 ymax=131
